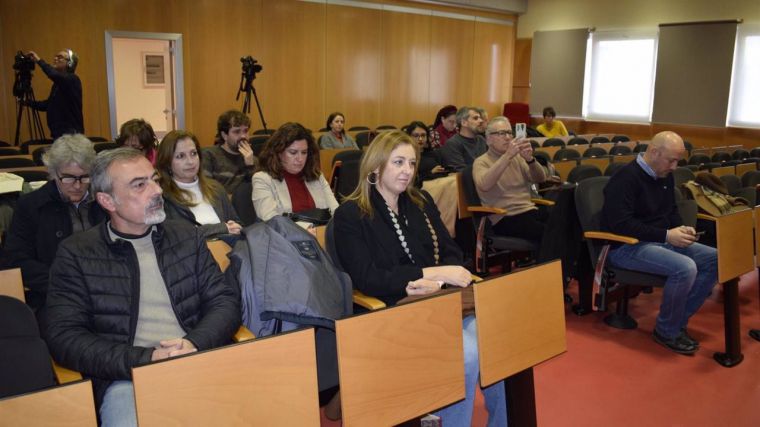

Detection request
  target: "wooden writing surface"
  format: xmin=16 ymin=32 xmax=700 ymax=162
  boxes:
xmin=336 ymin=292 xmax=465 ymax=426
xmin=474 ymin=260 xmax=567 ymax=386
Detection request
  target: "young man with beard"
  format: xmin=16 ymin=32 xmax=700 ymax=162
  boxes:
xmin=45 ymin=148 xmax=240 ymax=424
xmin=202 ymin=110 xmax=256 ymax=193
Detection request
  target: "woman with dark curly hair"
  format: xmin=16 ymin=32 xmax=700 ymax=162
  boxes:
xmin=253 ymin=122 xmax=338 ymax=221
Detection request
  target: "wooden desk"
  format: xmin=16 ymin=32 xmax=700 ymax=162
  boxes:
xmin=592 ymin=142 xmax=615 ymax=153
xmin=536 ymin=145 xmax=562 ymax=160
xmin=711 ymin=209 xmax=754 ymax=367
xmin=0 ymin=166 xmax=47 ymax=174
xmin=336 ymin=292 xmax=465 ymax=426
xmin=475 ymin=260 xmax=566 ymax=384
xmin=611 ymin=154 xmax=636 ymax=164
xmin=736 ymin=162 xmax=756 ymax=177
xmin=580 ymin=157 xmax=610 ymax=173
xmin=0 ymin=154 xmax=33 ymax=161
xmin=553 ymin=160 xmax=578 ymax=182
xmin=0 ymin=268 xmax=25 ymax=301
xmin=206 ymin=240 xmax=231 ymax=272
xmin=711 ymin=165 xmax=735 ymax=177
xmin=133 ymin=328 xmax=320 ymax=426
xmin=0 ymin=380 xmax=97 ymax=426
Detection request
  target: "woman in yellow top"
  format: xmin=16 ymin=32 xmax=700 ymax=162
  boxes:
xmin=536 ymin=106 xmax=569 ymax=137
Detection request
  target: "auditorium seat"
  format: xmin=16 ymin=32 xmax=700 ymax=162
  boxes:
xmin=611 ymin=135 xmax=630 ymax=142
xmin=582 ymin=147 xmax=607 ymax=158
xmin=567 ymin=164 xmax=602 ymax=183
xmin=553 ymin=148 xmax=581 ymax=162
xmin=574 ymin=177 xmax=700 ymax=329
xmin=542 ymin=138 xmax=565 ymax=148
xmin=590 ymin=136 xmax=610 ymax=144
xmin=503 ymin=102 xmax=531 ymax=127
xmin=231 ymin=182 xmax=258 ymax=226
xmin=609 ymin=145 xmax=632 ymax=156
xmin=567 ymin=137 xmax=588 ymax=146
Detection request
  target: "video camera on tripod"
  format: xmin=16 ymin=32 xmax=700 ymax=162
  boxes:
xmin=12 ymin=50 xmax=46 ymax=144
xmin=13 ymin=51 xmax=36 ymax=98
xmin=236 ymin=55 xmax=268 ymax=133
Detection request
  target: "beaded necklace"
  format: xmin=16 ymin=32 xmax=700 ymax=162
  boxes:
xmin=385 ymin=201 xmax=440 ymax=265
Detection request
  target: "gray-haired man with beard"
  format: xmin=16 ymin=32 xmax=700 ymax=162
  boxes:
xmin=45 ymin=148 xmax=240 ymax=425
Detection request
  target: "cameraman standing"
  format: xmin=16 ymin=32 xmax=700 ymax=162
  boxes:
xmin=25 ymin=49 xmax=84 ymax=139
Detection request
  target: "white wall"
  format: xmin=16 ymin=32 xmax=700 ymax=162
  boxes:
xmin=517 ymin=0 xmax=760 ymax=38
xmin=112 ymin=38 xmax=170 ymax=133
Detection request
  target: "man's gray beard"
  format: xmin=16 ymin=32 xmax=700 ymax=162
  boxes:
xmin=145 ymin=206 xmax=166 ymax=225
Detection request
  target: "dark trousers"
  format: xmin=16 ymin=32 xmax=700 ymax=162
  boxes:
xmin=492 ymin=209 xmax=546 ymax=246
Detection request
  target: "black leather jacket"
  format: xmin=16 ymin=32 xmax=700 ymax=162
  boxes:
xmin=45 ymin=220 xmax=241 ymax=407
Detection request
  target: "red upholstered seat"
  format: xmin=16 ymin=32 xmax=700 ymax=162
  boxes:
xmin=503 ymin=102 xmax=531 ymax=126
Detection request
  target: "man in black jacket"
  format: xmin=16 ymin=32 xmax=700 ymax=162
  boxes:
xmin=45 ymin=148 xmax=241 ymax=424
xmin=601 ymin=131 xmax=717 ymax=356
xmin=25 ymin=49 xmax=84 ymax=138
xmin=2 ymin=134 xmax=103 ymax=313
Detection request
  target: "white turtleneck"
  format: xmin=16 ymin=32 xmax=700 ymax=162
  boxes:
xmin=175 ymin=178 xmax=221 ymax=225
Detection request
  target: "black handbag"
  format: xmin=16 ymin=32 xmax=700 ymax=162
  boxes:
xmin=284 ymin=208 xmax=331 ymax=226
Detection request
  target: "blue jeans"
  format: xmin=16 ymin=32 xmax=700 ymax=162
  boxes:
xmin=434 ymin=315 xmax=508 ymax=426
xmin=608 ymin=241 xmax=717 ymax=338
xmin=100 ymin=380 xmax=138 ymax=427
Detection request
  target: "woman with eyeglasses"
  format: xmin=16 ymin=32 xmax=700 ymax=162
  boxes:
xmin=404 ymin=121 xmax=458 ymax=236
xmin=404 ymin=121 xmax=447 ymax=184
xmin=116 ymin=118 xmax=159 ymax=165
xmin=2 ymin=134 xmax=106 ymax=315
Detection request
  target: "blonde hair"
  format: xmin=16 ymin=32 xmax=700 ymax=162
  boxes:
xmin=345 ymin=130 xmax=425 ymax=217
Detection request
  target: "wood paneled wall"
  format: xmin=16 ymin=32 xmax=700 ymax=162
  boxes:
xmin=0 ymin=0 xmax=516 ymax=146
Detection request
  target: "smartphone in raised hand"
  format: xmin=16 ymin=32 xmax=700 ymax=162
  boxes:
xmin=515 ymin=123 xmax=527 ymax=139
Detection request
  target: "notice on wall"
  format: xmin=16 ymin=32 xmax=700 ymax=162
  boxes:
xmin=144 ymin=54 xmax=165 ymax=86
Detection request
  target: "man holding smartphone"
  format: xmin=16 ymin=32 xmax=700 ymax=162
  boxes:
xmin=601 ymin=131 xmax=717 ymax=356
xmin=472 ymin=116 xmax=548 ymax=248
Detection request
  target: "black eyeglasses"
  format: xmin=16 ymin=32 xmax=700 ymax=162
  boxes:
xmin=58 ymin=174 xmax=91 ymax=185
xmin=488 ymin=130 xmax=513 ymax=137
xmin=410 ymin=133 xmax=428 ymax=139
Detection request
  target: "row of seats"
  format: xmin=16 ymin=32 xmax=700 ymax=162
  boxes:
xmin=0 ymin=142 xmax=118 ymax=169
xmin=0 ymin=237 xmax=567 ymax=425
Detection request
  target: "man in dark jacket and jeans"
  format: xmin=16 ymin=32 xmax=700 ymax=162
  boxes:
xmin=25 ymin=49 xmax=84 ymax=138
xmin=45 ymin=148 xmax=241 ymax=424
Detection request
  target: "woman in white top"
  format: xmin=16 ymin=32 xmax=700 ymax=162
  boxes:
xmin=252 ymin=122 xmax=339 ymax=222
xmin=157 ymin=130 xmax=242 ymax=239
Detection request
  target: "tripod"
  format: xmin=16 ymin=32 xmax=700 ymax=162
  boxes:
xmin=236 ymin=69 xmax=267 ymax=133
xmin=13 ymin=74 xmax=46 ymax=146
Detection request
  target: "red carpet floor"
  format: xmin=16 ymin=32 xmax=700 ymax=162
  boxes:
xmin=322 ymin=271 xmax=760 ymax=426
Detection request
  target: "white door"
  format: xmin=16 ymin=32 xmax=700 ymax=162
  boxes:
xmin=105 ymin=31 xmax=185 ymax=140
